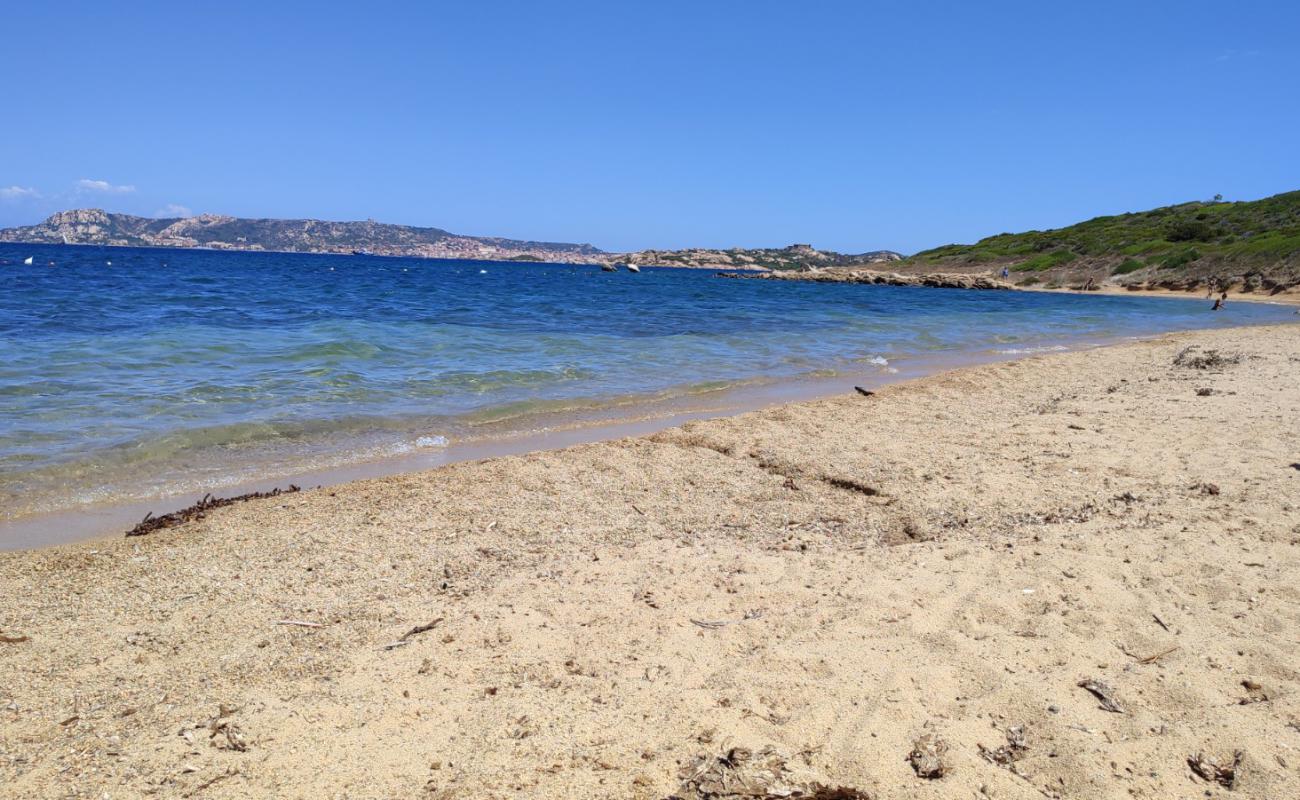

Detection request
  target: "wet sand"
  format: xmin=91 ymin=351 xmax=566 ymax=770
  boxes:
xmin=1034 ymin=284 xmax=1300 ymax=307
xmin=0 ymin=342 xmax=1106 ymax=551
xmin=2 ymin=324 xmax=1299 ymax=799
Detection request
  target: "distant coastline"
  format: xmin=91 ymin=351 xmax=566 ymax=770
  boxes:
xmin=0 ymin=208 xmax=902 ymax=270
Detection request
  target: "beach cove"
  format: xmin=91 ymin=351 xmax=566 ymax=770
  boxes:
xmin=2 ymin=323 xmax=1298 ymax=798
xmin=2 ymin=244 xmax=1296 ymax=540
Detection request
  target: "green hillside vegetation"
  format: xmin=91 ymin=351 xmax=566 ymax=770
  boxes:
xmin=906 ymin=191 xmax=1300 ymax=290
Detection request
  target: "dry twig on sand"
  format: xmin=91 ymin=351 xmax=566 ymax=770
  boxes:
xmin=126 ymin=486 xmax=302 ymax=537
xmin=690 ymin=610 xmax=763 ymax=629
xmin=1077 ymin=679 xmax=1125 ymax=713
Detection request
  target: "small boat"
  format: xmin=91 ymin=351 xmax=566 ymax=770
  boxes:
xmin=601 ymin=264 xmax=618 ymax=272
xmin=23 ymin=257 xmax=33 ymax=265
xmin=626 ymin=264 xmax=641 ymax=273
xmin=351 ymin=249 xmax=374 ymax=256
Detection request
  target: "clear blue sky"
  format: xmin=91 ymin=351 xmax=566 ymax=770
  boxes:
xmin=2 ymin=0 xmax=1297 ymax=254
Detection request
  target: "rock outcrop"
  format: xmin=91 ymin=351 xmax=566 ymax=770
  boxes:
xmin=718 ymin=268 xmax=1013 ymax=290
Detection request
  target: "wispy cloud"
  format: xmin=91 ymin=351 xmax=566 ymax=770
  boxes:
xmin=1215 ymin=49 xmax=1261 ymax=62
xmin=0 ymin=185 xmax=41 ymax=201
xmin=154 ymin=203 xmax=193 ymax=218
xmin=76 ymin=178 xmax=136 ymax=194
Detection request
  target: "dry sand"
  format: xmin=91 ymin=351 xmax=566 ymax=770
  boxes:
xmin=3 ymin=324 xmax=1299 ymax=799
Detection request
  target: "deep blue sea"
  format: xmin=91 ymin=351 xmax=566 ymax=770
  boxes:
xmin=1 ymin=242 xmax=1294 ymax=519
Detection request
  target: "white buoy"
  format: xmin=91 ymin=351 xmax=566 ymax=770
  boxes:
xmin=480 ymin=269 xmax=487 ymax=274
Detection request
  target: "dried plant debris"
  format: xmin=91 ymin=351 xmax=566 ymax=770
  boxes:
xmin=1188 ymin=751 xmax=1243 ymax=789
xmin=401 ymin=618 xmax=445 ymax=641
xmin=979 ymin=725 xmax=1029 ymax=767
xmin=208 ymin=705 xmax=248 ymax=752
xmin=908 ymin=734 xmax=948 ymax=779
xmin=127 ymin=486 xmax=301 ymax=536
xmin=1077 ymin=679 xmax=1125 ymax=713
xmin=1173 ymin=346 xmax=1242 ymax=370
xmin=690 ymin=610 xmax=763 ymax=629
xmin=1238 ymin=679 xmax=1270 ymax=705
xmin=666 ymin=747 xmax=872 ymax=800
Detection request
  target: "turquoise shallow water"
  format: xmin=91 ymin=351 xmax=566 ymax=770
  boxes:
xmin=0 ymin=243 xmax=1294 ymax=518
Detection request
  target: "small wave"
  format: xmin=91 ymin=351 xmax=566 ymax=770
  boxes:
xmin=414 ymin=435 xmax=449 ymax=449
xmin=867 ymin=355 xmax=889 ymax=366
xmin=995 ymin=344 xmax=1070 ymax=355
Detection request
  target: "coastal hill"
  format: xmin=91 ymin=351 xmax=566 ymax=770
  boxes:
xmin=622 ymin=243 xmax=902 ymax=271
xmin=895 ymin=190 xmax=1300 ymax=293
xmin=0 ymin=209 xmax=607 ymax=263
xmin=0 ymin=209 xmax=902 ymax=269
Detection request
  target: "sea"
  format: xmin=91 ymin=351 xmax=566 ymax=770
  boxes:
xmin=1 ymin=243 xmax=1295 ymax=538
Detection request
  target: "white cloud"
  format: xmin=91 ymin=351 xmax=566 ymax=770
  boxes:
xmin=76 ymin=178 xmax=136 ymax=194
xmin=154 ymin=203 xmax=193 ymax=218
xmin=0 ymin=185 xmax=41 ymax=201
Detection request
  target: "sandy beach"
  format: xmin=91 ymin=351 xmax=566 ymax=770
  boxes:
xmin=2 ymin=323 xmax=1299 ymax=799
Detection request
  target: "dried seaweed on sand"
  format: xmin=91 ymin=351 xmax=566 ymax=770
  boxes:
xmin=667 ymin=747 xmax=872 ymax=799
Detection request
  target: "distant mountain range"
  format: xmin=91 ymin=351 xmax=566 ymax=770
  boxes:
xmin=0 ymin=209 xmax=605 ymax=262
xmin=0 ymin=209 xmax=902 ymax=270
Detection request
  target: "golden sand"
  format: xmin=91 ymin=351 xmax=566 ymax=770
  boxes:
xmin=2 ymin=324 xmax=1298 ymax=799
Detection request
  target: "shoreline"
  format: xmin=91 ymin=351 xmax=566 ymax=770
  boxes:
xmin=729 ymin=266 xmax=1300 ymax=305
xmin=1 ymin=335 xmax=1123 ymax=551
xmin=1029 ymin=282 xmax=1300 ymax=306
xmin=2 ymin=324 xmax=1298 ymax=798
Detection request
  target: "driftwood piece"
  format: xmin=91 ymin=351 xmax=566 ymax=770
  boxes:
xmin=126 ymin=486 xmax=302 ymax=536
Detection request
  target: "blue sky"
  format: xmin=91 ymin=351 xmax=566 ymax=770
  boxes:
xmin=2 ymin=0 xmax=1297 ymax=254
